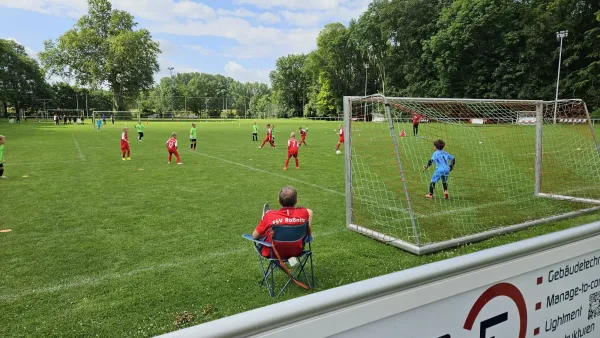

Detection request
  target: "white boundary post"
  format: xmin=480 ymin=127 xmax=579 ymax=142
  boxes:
xmin=534 ymin=102 xmax=543 ymax=196
xmin=343 ymin=97 xmax=353 ymax=229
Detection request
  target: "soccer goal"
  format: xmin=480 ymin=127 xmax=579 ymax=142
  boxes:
xmin=344 ymin=95 xmax=600 ymax=255
xmin=93 ymin=111 xmax=140 ymax=125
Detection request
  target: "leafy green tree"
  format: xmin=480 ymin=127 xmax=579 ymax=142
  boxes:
xmin=270 ymin=54 xmax=308 ymax=117
xmin=0 ymin=39 xmax=49 ymax=116
xmin=39 ymin=0 xmax=160 ymax=111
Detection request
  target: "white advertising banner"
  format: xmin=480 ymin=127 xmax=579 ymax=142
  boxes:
xmin=334 ymin=251 xmax=600 ymax=338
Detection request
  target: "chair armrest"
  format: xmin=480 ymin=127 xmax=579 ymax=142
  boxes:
xmin=305 ymin=235 xmax=313 ymax=244
xmin=242 ymin=234 xmax=272 ymax=247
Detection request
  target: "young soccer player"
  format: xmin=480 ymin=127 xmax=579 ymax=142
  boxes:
xmin=166 ymin=132 xmax=182 ymax=164
xmin=0 ymin=135 xmax=6 ymax=179
xmin=96 ymin=117 xmax=102 ymax=131
xmin=423 ymin=139 xmax=455 ymax=200
xmin=335 ymin=124 xmax=344 ymax=151
xmin=259 ymin=124 xmax=276 ymax=149
xmin=120 ymin=128 xmax=131 ymax=161
xmin=102 ymin=115 xmax=107 ymax=125
xmin=412 ymin=113 xmax=423 ymax=136
xmin=299 ymin=127 xmax=308 ymax=146
xmin=135 ymin=122 xmax=145 ymax=141
xmin=111 ymin=115 xmax=115 ymax=125
xmin=284 ymin=132 xmax=300 ymax=170
xmin=252 ymin=122 xmax=258 ymax=141
xmin=190 ymin=123 xmax=197 ymax=150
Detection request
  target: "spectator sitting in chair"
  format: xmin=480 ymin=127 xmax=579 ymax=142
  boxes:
xmin=252 ymin=186 xmax=313 ymax=258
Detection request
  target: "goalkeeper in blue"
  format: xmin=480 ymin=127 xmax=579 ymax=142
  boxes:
xmin=424 ymin=139 xmax=455 ymax=200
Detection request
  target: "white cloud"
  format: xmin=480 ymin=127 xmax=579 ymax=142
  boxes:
xmin=217 ymin=7 xmax=256 ymax=18
xmin=152 ymin=18 xmax=319 ymax=59
xmin=114 ymin=0 xmax=215 ymax=21
xmin=256 ymin=12 xmax=281 ymax=24
xmin=184 ymin=44 xmax=220 ymax=56
xmin=0 ymin=0 xmax=87 ymax=18
xmin=155 ymin=38 xmax=177 ymax=56
xmin=224 ymin=61 xmax=270 ymax=84
xmin=235 ymin=0 xmax=343 ymax=10
xmin=280 ymin=11 xmax=321 ymax=27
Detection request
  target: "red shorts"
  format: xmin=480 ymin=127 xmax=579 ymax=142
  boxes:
xmin=168 ymin=148 xmax=178 ymax=154
xmin=287 ymin=152 xmax=298 ymax=158
xmin=121 ymin=143 xmax=130 ymax=150
xmin=339 ymin=136 xmax=344 ymax=143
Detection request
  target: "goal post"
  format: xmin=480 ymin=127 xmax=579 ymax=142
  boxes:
xmin=344 ymin=95 xmax=600 ymax=255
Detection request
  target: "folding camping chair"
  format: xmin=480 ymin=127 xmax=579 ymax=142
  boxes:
xmin=242 ymin=221 xmax=314 ymax=297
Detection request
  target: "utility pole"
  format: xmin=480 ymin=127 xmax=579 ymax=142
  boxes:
xmin=168 ymin=66 xmax=174 ymax=119
xmin=553 ymin=30 xmax=568 ymax=124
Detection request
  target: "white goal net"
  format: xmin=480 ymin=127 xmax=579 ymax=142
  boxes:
xmin=344 ymin=95 xmax=600 ymax=254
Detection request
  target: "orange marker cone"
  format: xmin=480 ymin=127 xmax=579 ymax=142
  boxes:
xmin=400 ymin=129 xmax=406 ymax=137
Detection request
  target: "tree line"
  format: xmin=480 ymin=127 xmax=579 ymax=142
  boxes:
xmin=2 ymin=0 xmax=599 ymax=118
xmin=270 ymin=0 xmax=600 ymax=117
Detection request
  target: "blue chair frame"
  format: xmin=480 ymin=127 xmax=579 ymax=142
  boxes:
xmin=243 ymin=222 xmax=314 ymax=297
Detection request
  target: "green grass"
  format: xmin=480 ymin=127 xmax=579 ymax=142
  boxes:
xmin=1 ymin=119 xmax=599 ymax=337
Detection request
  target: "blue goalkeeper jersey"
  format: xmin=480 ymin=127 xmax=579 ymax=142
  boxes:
xmin=431 ymin=150 xmax=455 ymax=172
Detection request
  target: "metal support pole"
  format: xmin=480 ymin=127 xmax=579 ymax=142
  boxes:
xmin=553 ymin=30 xmax=568 ymax=124
xmin=168 ymin=67 xmax=174 ymax=119
xmin=383 ymin=96 xmax=420 ymax=245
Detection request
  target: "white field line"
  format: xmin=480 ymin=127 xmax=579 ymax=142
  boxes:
xmin=0 ymin=228 xmax=349 ymax=303
xmin=71 ymin=134 xmax=86 ymax=161
xmin=7 ymin=160 xmax=79 ymax=166
xmin=191 ymin=151 xmax=344 ymax=196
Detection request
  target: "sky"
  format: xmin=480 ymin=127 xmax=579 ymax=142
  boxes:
xmin=0 ymin=0 xmax=371 ymax=85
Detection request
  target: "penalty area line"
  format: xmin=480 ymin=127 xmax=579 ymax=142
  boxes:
xmin=71 ymin=134 xmax=86 ymax=161
xmin=191 ymin=151 xmax=344 ymax=196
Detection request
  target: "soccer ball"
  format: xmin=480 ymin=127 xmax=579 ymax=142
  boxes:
xmin=336 ymin=150 xmax=342 ymax=155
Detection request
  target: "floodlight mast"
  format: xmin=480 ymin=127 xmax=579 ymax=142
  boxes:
xmin=168 ymin=66 xmax=175 ymax=119
xmin=553 ymin=30 xmax=568 ymax=124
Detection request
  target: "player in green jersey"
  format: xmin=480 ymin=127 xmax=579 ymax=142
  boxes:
xmin=135 ymin=122 xmax=145 ymax=141
xmin=252 ymin=122 xmax=258 ymax=141
xmin=0 ymin=135 xmax=6 ymax=179
xmin=190 ymin=123 xmax=197 ymax=150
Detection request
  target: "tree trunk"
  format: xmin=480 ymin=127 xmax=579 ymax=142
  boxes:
xmin=2 ymin=100 xmax=7 ymax=118
xmin=112 ymin=82 xmax=126 ymax=111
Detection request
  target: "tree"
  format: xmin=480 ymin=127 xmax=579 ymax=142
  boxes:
xmin=39 ymin=0 xmax=160 ymax=111
xmin=0 ymin=39 xmax=48 ymax=117
xmin=270 ymin=54 xmax=308 ymax=117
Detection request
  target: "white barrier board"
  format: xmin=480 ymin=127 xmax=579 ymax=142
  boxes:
xmin=334 ymin=251 xmax=600 ymax=338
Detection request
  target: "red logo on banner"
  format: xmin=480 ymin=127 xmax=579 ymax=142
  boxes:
xmin=463 ymin=283 xmax=528 ymax=338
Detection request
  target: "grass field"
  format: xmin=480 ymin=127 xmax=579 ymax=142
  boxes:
xmin=1 ymin=118 xmax=600 ymax=337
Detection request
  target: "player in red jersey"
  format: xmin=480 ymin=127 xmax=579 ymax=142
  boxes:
xmin=412 ymin=114 xmax=423 ymax=136
xmin=298 ymin=127 xmax=307 ymax=146
xmin=166 ymin=132 xmax=182 ymax=165
xmin=335 ymin=124 xmax=344 ymax=151
xmin=259 ymin=123 xmax=276 ymax=149
xmin=284 ymin=132 xmax=300 ymax=170
xmin=120 ymin=127 xmax=131 ymax=161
